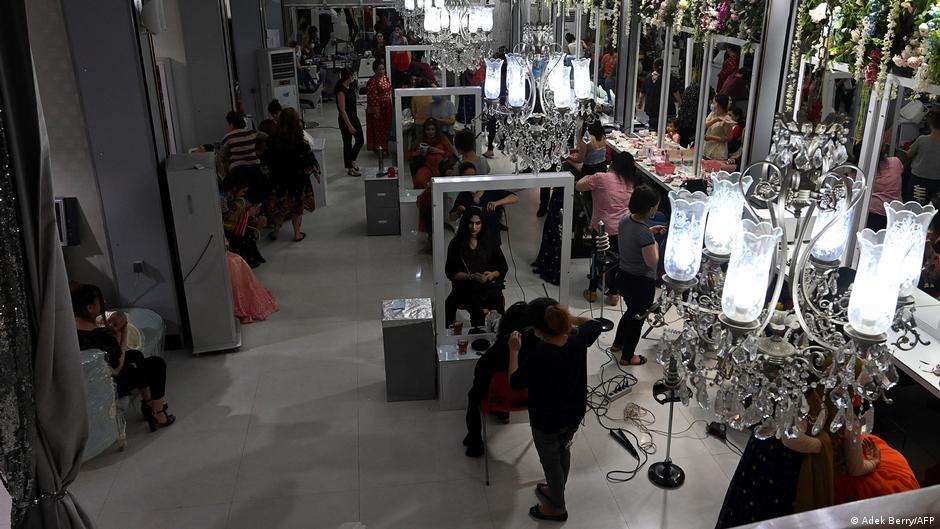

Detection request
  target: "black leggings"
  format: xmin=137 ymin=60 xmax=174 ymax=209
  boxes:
xmin=614 ymin=273 xmax=656 ymax=361
xmin=115 ymin=350 xmax=167 ymax=399
xmin=912 ymin=175 xmax=940 ymax=205
xmin=445 ymin=283 xmax=503 ymax=327
xmin=339 ymin=116 xmax=364 ymax=168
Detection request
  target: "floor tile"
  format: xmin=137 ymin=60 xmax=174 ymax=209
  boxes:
xmin=360 ymin=479 xmax=492 ymax=529
xmin=226 ymin=491 xmax=359 ymax=529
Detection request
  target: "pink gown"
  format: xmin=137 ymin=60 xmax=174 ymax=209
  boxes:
xmin=226 ymin=252 xmax=278 ymax=323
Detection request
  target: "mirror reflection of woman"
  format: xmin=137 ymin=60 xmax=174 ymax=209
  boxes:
xmin=366 ymin=60 xmax=392 ymax=155
xmin=703 ymin=94 xmax=734 ymax=161
xmin=444 ymin=209 xmax=509 ymax=328
xmin=406 ymin=118 xmax=455 ymax=189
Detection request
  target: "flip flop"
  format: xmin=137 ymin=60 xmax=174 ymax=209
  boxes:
xmin=293 ymin=232 xmax=307 ymax=242
xmin=528 ymin=505 xmax=568 ymax=522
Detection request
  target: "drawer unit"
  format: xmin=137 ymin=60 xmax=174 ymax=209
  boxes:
xmin=364 ymin=178 xmax=400 ymax=210
xmin=367 ymin=205 xmax=401 ymax=236
xmin=364 ymin=174 xmax=401 ymax=236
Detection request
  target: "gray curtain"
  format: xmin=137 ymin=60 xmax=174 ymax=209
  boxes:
xmin=1 ymin=0 xmax=95 ymax=528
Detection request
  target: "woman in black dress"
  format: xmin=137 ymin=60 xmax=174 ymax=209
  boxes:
xmin=444 ymin=208 xmax=509 ymax=328
xmin=71 ymin=284 xmax=175 ymax=431
xmin=336 ymin=68 xmax=364 ymax=176
xmin=265 ymin=107 xmax=319 ymax=241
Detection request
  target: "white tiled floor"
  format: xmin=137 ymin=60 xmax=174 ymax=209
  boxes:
xmin=1 ymin=104 xmax=748 ymax=529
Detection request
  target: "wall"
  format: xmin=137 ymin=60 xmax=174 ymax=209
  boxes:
xmin=25 ymin=0 xmax=117 ymax=303
xmin=230 ymin=0 xmax=266 ymax=119
xmin=178 ymin=0 xmax=235 ymax=146
xmin=58 ymin=0 xmax=182 ymax=332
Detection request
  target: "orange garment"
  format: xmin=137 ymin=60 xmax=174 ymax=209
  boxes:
xmin=407 ymin=135 xmax=455 ymax=189
xmin=834 ymin=435 xmax=920 ymax=504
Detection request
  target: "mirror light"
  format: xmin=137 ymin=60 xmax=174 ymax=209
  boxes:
xmin=810 ymin=178 xmax=862 ymax=263
xmin=848 ymin=229 xmax=900 ymax=336
xmin=506 ymin=54 xmax=527 ymax=108
xmin=572 ymin=58 xmax=592 ymax=100
xmin=664 ymin=190 xmax=710 ymax=283
xmin=404 ymin=0 xmax=415 ymax=10
xmin=484 ymin=57 xmax=503 ymax=100
xmin=704 ymin=171 xmax=753 ymax=256
xmin=721 ymin=219 xmax=783 ymax=324
xmin=884 ymin=200 xmax=937 ymax=297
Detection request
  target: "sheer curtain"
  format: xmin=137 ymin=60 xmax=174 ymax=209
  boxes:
xmin=0 ymin=1 xmax=95 ymax=527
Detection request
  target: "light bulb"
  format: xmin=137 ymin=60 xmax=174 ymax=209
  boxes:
xmin=484 ymin=57 xmax=503 ymax=100
xmin=663 ymin=189 xmax=710 ymax=283
xmin=721 ymin=219 xmax=783 ymax=324
xmin=506 ymin=54 xmax=527 ymax=108
xmin=572 ymin=58 xmax=592 ymax=100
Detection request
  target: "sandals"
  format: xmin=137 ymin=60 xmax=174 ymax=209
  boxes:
xmin=618 ymin=355 xmax=647 ymax=366
xmin=293 ymin=232 xmax=307 ymax=242
xmin=528 ymin=505 xmax=568 ymax=522
xmin=146 ymin=404 xmax=176 ymax=432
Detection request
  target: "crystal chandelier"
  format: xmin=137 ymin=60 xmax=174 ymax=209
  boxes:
xmin=645 ymin=114 xmax=935 ymax=442
xmin=481 ymin=24 xmax=595 ymax=173
xmin=401 ymin=0 xmax=494 ymax=73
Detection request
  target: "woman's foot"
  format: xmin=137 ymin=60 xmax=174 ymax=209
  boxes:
xmin=482 ymin=149 xmax=495 ymax=159
xmin=605 ymin=293 xmax=621 ymax=306
xmin=619 ymin=355 xmax=647 ymax=366
xmin=528 ymin=504 xmax=568 ymax=522
xmin=348 ymin=166 xmax=362 ymax=176
xmin=293 ymin=232 xmax=307 ymax=242
xmin=147 ymin=404 xmax=176 ymax=432
xmin=583 ymin=289 xmax=598 ymax=303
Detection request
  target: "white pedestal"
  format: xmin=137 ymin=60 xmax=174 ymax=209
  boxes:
xmin=307 ymin=135 xmax=328 ymax=209
xmin=437 ymin=344 xmax=479 ymax=411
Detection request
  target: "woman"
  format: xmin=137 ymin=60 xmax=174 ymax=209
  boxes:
xmin=407 ymin=118 xmax=456 ymax=189
xmin=444 ymin=209 xmax=509 ymax=327
xmin=227 ymin=245 xmax=279 ymax=324
xmin=265 ymin=107 xmax=319 ymax=242
xmin=449 ymin=178 xmax=519 ymax=248
xmin=576 ymin=152 xmax=643 ymax=304
xmin=366 ymin=60 xmax=393 ymax=154
xmin=335 ymin=68 xmax=364 ymax=176
xmin=613 ymin=185 xmax=667 ymax=366
xmin=568 ymin=119 xmax=608 ymax=178
xmin=509 ymin=298 xmax=602 ymax=521
xmin=72 ymin=284 xmax=175 ymax=432
xmin=372 ymin=31 xmax=387 ymax=61
xmin=904 ymin=112 xmax=940 ymax=204
xmin=833 ymin=414 xmax=920 ymax=504
xmin=703 ymin=94 xmax=734 ymax=161
xmin=417 ymin=159 xmax=464 ymax=236
xmin=462 ymin=301 xmax=538 ymax=457
xmin=866 ymin=144 xmax=903 ymax=230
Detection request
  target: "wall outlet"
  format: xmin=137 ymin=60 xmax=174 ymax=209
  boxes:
xmin=132 ymin=260 xmax=144 ymax=273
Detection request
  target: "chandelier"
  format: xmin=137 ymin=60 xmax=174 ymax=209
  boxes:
xmin=645 ymin=114 xmax=935 ymax=445
xmin=401 ymin=0 xmax=494 ymax=73
xmin=482 ymin=24 xmax=594 ymax=173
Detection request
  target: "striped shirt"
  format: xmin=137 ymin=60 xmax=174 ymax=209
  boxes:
xmin=222 ymin=128 xmax=260 ymax=170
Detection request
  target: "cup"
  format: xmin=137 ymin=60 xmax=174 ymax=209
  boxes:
xmin=388 ymin=166 xmax=397 ymax=178
xmin=451 ymin=322 xmax=464 ymax=335
xmin=457 ymin=339 xmax=469 ymax=354
xmin=419 ymin=143 xmax=429 ymax=155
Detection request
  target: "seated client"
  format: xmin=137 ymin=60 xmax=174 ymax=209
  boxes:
xmin=445 ymin=207 xmax=508 ymax=327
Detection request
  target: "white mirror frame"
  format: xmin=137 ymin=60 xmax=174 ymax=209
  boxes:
xmin=431 ymin=173 xmax=575 ymax=342
xmin=393 ymin=86 xmax=483 ymax=189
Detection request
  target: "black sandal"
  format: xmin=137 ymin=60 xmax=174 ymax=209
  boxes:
xmin=146 ymin=405 xmax=176 ymax=432
xmin=528 ymin=505 xmax=568 ymax=522
xmin=293 ymin=232 xmax=307 ymax=242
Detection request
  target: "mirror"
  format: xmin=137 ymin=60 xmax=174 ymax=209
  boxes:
xmin=394 ymin=86 xmax=483 ymax=190
xmin=431 ymin=173 xmax=575 ymax=342
xmin=700 ymin=38 xmax=758 ymax=172
xmin=632 ymin=24 xmax=668 ymax=133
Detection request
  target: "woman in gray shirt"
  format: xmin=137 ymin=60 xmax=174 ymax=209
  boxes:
xmin=613 ymin=185 xmax=667 ymax=366
xmin=907 ymin=112 xmax=940 ymax=204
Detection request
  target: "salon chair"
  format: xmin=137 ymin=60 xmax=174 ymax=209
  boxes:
xmin=479 ymin=371 xmax=528 ymax=485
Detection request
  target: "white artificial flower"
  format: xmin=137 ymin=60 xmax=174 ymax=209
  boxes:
xmin=851 ymin=29 xmax=861 ymax=41
xmin=678 ymin=0 xmax=689 ymax=9
xmin=920 ymin=23 xmax=930 ymax=36
xmin=809 ymin=3 xmax=829 ymax=24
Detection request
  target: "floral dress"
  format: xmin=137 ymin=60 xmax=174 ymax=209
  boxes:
xmin=366 ymin=74 xmax=393 ymax=152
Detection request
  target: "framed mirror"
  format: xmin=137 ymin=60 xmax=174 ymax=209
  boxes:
xmin=393 ymin=86 xmax=483 ymax=190
xmin=431 ymin=173 xmax=575 ymax=342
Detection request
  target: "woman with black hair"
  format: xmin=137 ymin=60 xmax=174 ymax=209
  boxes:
xmin=444 ymin=209 xmax=509 ymax=327
xmin=509 ymin=298 xmax=602 ymax=521
xmin=567 ymin=119 xmax=608 ymax=178
xmin=703 ymin=94 xmax=735 ymax=161
xmin=335 ymin=67 xmax=364 ymax=176
xmin=462 ymin=301 xmax=539 ymax=457
xmin=576 ymin=151 xmax=644 ymax=304
xmin=265 ymin=107 xmax=319 ymax=241
xmin=71 ymin=284 xmax=175 ymax=431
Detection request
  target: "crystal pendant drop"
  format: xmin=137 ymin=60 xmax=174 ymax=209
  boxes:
xmin=861 ymin=407 xmax=875 ymax=435
xmin=784 ymin=413 xmax=804 ymax=439
xmin=729 ymin=399 xmax=746 ymax=430
xmin=884 ymin=364 xmax=899 ymax=389
xmin=799 ymin=393 xmax=810 ymax=416
xmin=744 ymin=402 xmax=762 ymax=426
xmin=829 ymin=407 xmax=846 ymax=433
xmin=811 ymin=406 xmax=828 ymax=435
xmin=755 ymin=418 xmax=777 ymax=440
xmin=732 ymin=345 xmax=746 ymax=363
xmin=830 ymin=386 xmax=848 ymax=407
xmin=678 ymin=384 xmax=692 ymax=406
xmin=695 ymin=380 xmax=709 ymax=410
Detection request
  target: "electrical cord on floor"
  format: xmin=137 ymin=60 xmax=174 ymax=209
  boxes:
xmin=501 ymin=207 xmax=526 ymax=303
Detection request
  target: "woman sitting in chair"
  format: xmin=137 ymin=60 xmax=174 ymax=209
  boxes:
xmin=462 ymin=301 xmax=539 ymax=457
xmin=406 ymin=118 xmax=455 ymax=189
xmin=445 ymin=208 xmax=508 ymax=328
xmin=72 ymin=284 xmax=176 ymax=432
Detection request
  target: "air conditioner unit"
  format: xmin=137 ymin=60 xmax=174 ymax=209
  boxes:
xmin=258 ymin=48 xmax=300 ymax=115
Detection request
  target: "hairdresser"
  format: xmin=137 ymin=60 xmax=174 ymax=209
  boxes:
xmin=509 ymin=298 xmax=602 ymax=522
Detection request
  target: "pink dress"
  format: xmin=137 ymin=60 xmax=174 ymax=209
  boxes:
xmin=579 ymin=171 xmax=634 ymax=234
xmin=226 ymin=252 xmax=278 ymax=323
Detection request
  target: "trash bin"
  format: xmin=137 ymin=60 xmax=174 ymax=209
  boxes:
xmin=382 ymin=298 xmax=436 ymax=401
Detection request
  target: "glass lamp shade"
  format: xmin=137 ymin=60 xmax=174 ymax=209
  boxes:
xmin=572 ymin=58 xmax=592 ymax=100
xmin=664 ymin=189 xmax=711 ymax=282
xmin=484 ymin=58 xmax=503 ymax=100
xmin=547 ymin=53 xmax=570 ymax=109
xmin=810 ymin=178 xmax=862 ymax=263
xmin=848 ymin=229 xmax=900 ymax=335
xmin=432 ymin=0 xmax=443 ymax=7
xmin=449 ymin=8 xmax=461 ymax=34
xmin=721 ymin=219 xmax=783 ymax=324
xmin=479 ymin=7 xmax=494 ymax=31
xmin=467 ymin=8 xmax=480 ymax=32
xmin=423 ymin=7 xmax=440 ymax=32
xmin=404 ymin=0 xmax=415 ymax=10
xmin=884 ymin=201 xmax=937 ymax=296
xmin=704 ymin=171 xmax=753 ymax=256
xmin=415 ymin=0 xmax=424 ymax=8
xmin=506 ymin=54 xmax=528 ymax=108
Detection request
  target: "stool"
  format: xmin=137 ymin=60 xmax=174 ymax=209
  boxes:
xmin=479 ymin=371 xmax=528 ymax=485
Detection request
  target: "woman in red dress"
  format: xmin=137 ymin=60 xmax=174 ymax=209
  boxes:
xmin=366 ymin=60 xmax=393 ymax=154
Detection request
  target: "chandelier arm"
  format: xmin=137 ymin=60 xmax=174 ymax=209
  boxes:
xmin=740 ymin=160 xmax=785 ymax=218
xmin=755 ymin=165 xmax=793 ymax=335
